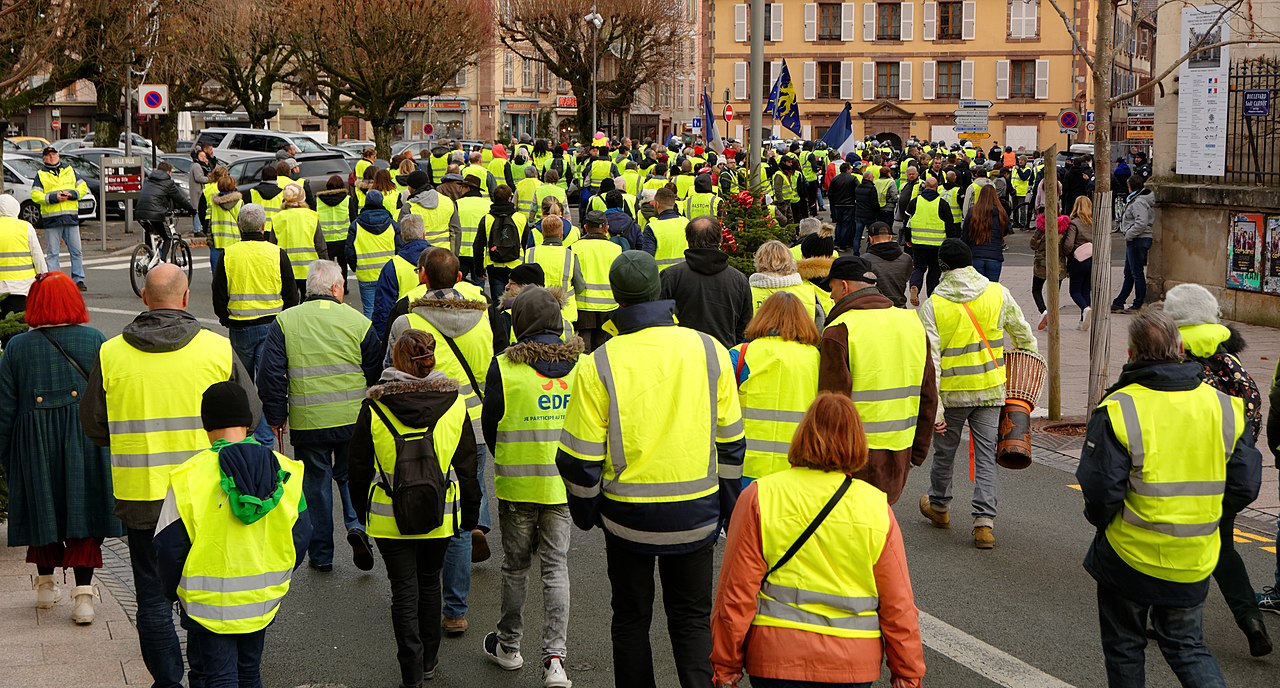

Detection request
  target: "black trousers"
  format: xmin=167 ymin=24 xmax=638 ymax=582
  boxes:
xmin=605 ymin=535 xmax=714 ymax=688
xmin=1214 ymin=511 xmax=1264 ymax=630
xmin=375 ymin=537 xmax=450 ymax=687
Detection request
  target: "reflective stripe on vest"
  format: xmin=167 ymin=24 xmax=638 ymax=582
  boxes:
xmin=873 ymin=178 xmax=893 ymax=208
xmin=272 ymin=207 xmax=320 ymax=280
xmin=353 ymin=224 xmax=395 ymax=282
xmin=586 ymin=159 xmax=612 ymax=188
xmin=480 ymin=212 xmax=527 ymax=269
xmin=171 ymin=449 xmax=303 ymax=634
xmin=648 ymin=217 xmax=688 ymax=271
xmin=405 ymin=311 xmax=491 ymax=443
xmin=732 ymin=337 xmax=819 ymax=480
xmin=1101 ymin=385 xmax=1242 ymax=583
xmin=772 ymin=172 xmax=799 ymax=202
xmin=34 ymin=166 xmax=86 ymax=221
xmin=407 ymin=194 xmax=456 ymax=249
xmin=275 ymin=299 xmax=371 ymax=431
xmin=365 ymin=396 xmax=468 ymax=540
xmin=391 ymin=255 xmax=419 ymax=300
xmin=752 ymin=467 xmax=887 ymax=639
xmin=209 ymin=200 xmax=243 ymax=250
xmin=931 ymin=283 xmax=1005 ymax=392
xmin=827 ymin=308 xmax=927 ymax=451
xmin=225 ymin=241 xmax=285 ymax=319
xmin=685 ymin=192 xmax=719 ymax=219
xmin=494 ymin=355 xmax=577 ymax=504
xmin=525 ymin=245 xmax=579 ymax=322
xmin=573 ymin=238 xmax=622 ymax=312
xmin=909 ymin=196 xmax=946 ymax=247
xmin=944 ymin=187 xmax=962 ymax=223
xmin=250 ymin=190 xmax=282 ymax=234
xmin=0 ymin=217 xmax=36 ymax=278
xmin=317 ymin=196 xmax=351 ymax=243
xmin=455 ymin=197 xmax=492 ymax=259
xmin=101 ymin=330 xmax=233 ymax=501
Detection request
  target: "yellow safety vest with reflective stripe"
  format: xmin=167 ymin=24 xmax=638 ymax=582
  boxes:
xmin=353 ymin=223 xmax=395 ymax=282
xmin=909 ymin=195 xmax=946 ymax=247
xmin=209 ymin=200 xmax=243 ymax=250
xmin=277 ymin=176 xmax=300 ymax=191
xmin=272 ymin=207 xmax=320 ymax=280
xmin=826 ymin=307 xmax=926 ymax=451
xmin=515 ymin=178 xmax=541 ymax=215
xmin=750 ymin=283 xmax=828 ymax=323
xmin=250 ymin=189 xmax=282 ymax=235
xmin=621 ymin=170 xmax=643 ymax=196
xmin=525 ymin=244 xmax=579 ymax=322
xmin=403 ymin=281 xmax=487 ymax=305
xmin=532 ymin=185 xmax=568 ymax=220
xmin=685 ymin=192 xmax=720 ymax=219
xmin=584 ymin=159 xmax=613 ymax=189
xmin=365 ymin=395 xmax=468 ymax=539
xmin=378 ymin=189 xmax=400 ymax=215
xmin=455 ymin=197 xmax=491 ymax=259
xmin=1100 ymin=383 xmax=1243 ymax=583
xmin=225 ymin=241 xmax=285 ymax=320
xmin=753 ymin=467 xmax=887 ymax=639
xmin=479 ymin=212 xmax=527 ymax=269
xmin=275 ymin=298 xmax=371 ymax=430
xmin=201 ymin=182 xmax=217 ymax=217
xmin=648 ymin=217 xmax=687 ymax=272
xmin=100 ymin=329 xmax=233 ymax=501
xmin=463 ymin=165 xmax=490 ymax=198
xmin=316 ymin=197 xmax=350 ymax=244
xmin=169 ymin=448 xmax=304 ymax=634
xmin=389 ymin=255 xmax=419 ymax=300
xmin=1012 ymin=167 xmax=1032 ymax=197
xmin=673 ymin=175 xmax=695 ymax=201
xmin=488 ymin=158 xmax=511 ymax=186
xmin=943 ymin=187 xmax=962 ymax=223
xmin=572 ymin=237 xmax=622 ymax=312
xmin=931 ymin=283 xmax=1005 ymax=392
xmin=406 ymin=195 xmax=456 ymax=250
xmin=731 ymin=337 xmax=819 ymax=480
xmin=429 ymin=154 xmax=449 ymax=183
xmin=772 ymin=171 xmax=799 ymax=203
xmin=494 ymin=354 xmax=577 ymax=504
xmin=405 ymin=311 xmax=492 ymax=443
xmin=531 ymin=224 xmax=580 ymax=248
xmin=32 ymin=165 xmax=88 ymax=223
xmin=0 ymin=217 xmax=36 ymax=280
xmin=355 ymin=159 xmax=373 ymax=182
xmin=873 ymin=178 xmax=893 ymax=208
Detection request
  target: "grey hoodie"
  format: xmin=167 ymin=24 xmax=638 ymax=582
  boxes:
xmin=80 ymin=309 xmax=262 ymax=529
xmin=1120 ymin=187 xmax=1154 ymax=241
xmin=385 ymin=289 xmax=490 ymax=369
xmin=400 ymin=188 xmax=462 ymax=254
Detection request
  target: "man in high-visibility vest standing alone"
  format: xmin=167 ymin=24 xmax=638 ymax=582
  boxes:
xmin=557 ymin=251 xmax=745 ymax=688
xmin=1078 ymin=309 xmax=1263 ymax=680
xmin=916 ymin=240 xmax=1035 ymax=550
xmin=154 ymin=381 xmax=311 ymax=688
xmin=258 ymin=260 xmax=383 ymax=573
xmin=31 ymin=146 xmax=90 ymax=290
xmin=81 ymin=264 xmax=262 ymax=688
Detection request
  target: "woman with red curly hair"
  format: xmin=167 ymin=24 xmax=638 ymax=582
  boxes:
xmin=0 ymin=272 xmax=121 ymax=625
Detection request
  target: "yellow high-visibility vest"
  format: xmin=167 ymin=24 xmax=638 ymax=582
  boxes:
xmin=909 ymin=195 xmax=946 ymax=247
xmin=353 ymin=223 xmax=395 ymax=282
xmin=525 ymin=244 xmax=580 ymax=322
xmin=825 ymin=307 xmax=926 ymax=450
xmin=407 ymin=195 xmax=457 ymax=250
xmin=571 ymin=238 xmax=622 ymax=312
xmin=316 ymin=196 xmax=350 ymax=244
xmin=405 ymin=310 xmax=492 ymax=442
xmin=209 ymin=199 xmax=243 ymax=250
xmin=648 ymin=217 xmax=688 ymax=272
xmin=224 ymin=241 xmax=285 ymax=320
xmin=365 ymin=395 xmax=468 ymax=539
xmin=493 ymin=354 xmax=578 ymax=504
xmin=455 ymin=197 xmax=492 ymax=259
xmin=931 ymin=283 xmax=1005 ymax=392
xmin=272 ymin=207 xmax=320 ymax=280
xmin=275 ymin=299 xmax=371 ymax=431
xmin=731 ymin=337 xmax=819 ymax=479
xmin=0 ymin=217 xmax=37 ymax=280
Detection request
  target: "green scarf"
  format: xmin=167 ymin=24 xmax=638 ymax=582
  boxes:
xmin=213 ymin=438 xmax=291 ymax=525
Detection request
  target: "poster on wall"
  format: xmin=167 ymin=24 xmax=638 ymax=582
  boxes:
xmin=1264 ymin=215 xmax=1280 ymax=294
xmin=1228 ymin=213 xmax=1263 ymax=291
xmin=1176 ymin=6 xmax=1231 ymax=176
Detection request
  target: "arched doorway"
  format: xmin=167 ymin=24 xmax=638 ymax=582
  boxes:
xmin=873 ymin=132 xmax=903 ymax=149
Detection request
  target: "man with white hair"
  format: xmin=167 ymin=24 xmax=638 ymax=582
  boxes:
xmin=0 ymin=194 xmax=48 ymax=317
xmin=257 ymin=259 xmax=383 ymax=572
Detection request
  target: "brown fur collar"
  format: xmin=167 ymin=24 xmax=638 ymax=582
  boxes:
xmin=408 ymin=296 xmax=488 ymax=311
xmin=504 ymin=336 xmax=584 ymax=365
xmin=797 ymin=256 xmax=834 ymax=280
xmin=501 ymin=285 xmax=570 ymax=309
xmin=366 ymin=375 xmax=459 ymax=400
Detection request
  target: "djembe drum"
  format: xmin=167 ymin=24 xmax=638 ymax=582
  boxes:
xmin=997 ymin=349 xmax=1047 ymax=469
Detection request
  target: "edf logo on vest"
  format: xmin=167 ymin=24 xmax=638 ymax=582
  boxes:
xmin=538 ymin=377 xmax=570 ymax=411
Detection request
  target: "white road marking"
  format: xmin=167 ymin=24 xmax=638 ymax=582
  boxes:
xmin=88 ymin=307 xmax=220 ymax=327
xmin=91 ymin=260 xmax=210 ymax=271
xmin=919 ymin=611 xmax=1078 ymax=688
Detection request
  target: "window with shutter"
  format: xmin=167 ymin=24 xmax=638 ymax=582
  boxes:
xmin=840 ymin=61 xmax=854 ymax=99
xmin=735 ymin=4 xmax=748 ymax=42
xmin=818 ymin=3 xmax=842 ymax=39
xmin=1010 ymin=59 xmax=1035 ymax=98
xmin=960 ymin=60 xmax=974 ymax=99
xmin=817 ymin=62 xmax=840 ymax=99
xmin=901 ymin=2 xmax=914 ymax=41
xmin=937 ymin=1 xmax=962 ymax=39
xmin=877 ymin=3 xmax=902 ymax=40
xmin=995 ymin=60 xmax=1010 ymax=99
xmin=922 ymin=61 xmax=936 ymax=99
xmin=937 ymin=60 xmax=961 ymax=99
xmin=734 ymin=62 xmax=748 ymax=100
xmin=841 ymin=2 xmax=857 ymax=40
xmin=923 ymin=1 xmax=937 ymax=40
xmin=862 ymin=62 xmax=875 ymax=100
xmin=900 ymin=61 xmax=912 ymax=100
xmin=876 ymin=62 xmax=900 ymax=99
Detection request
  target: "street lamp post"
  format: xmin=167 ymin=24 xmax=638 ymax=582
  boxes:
xmin=585 ymin=8 xmax=603 ymax=137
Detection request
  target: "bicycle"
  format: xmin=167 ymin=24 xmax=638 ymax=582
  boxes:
xmin=129 ymin=213 xmax=194 ymax=297
xmin=1010 ymin=201 xmax=1034 ymax=231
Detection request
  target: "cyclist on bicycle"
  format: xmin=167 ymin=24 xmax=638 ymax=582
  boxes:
xmin=137 ymin=161 xmax=195 ymax=259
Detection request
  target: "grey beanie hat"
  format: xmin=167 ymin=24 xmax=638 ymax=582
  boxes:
xmin=1162 ymin=283 xmax=1220 ymax=327
xmin=511 ymin=286 xmax=564 ymax=341
xmin=609 ymin=251 xmax=661 ymax=306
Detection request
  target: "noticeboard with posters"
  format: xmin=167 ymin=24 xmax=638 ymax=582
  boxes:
xmin=1227 ymin=212 xmax=1264 ymax=291
xmin=1264 ymin=215 xmax=1280 ymax=294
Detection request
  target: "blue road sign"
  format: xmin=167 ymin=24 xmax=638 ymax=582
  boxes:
xmin=1244 ymin=90 xmax=1270 ymax=117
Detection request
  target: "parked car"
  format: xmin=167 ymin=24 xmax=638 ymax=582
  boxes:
xmin=226 ymin=151 xmax=351 ymax=197
xmin=3 ymin=155 xmax=99 ymax=227
xmin=161 ymin=153 xmax=195 ymax=177
xmin=393 ymin=140 xmax=437 ymax=158
xmin=51 ymin=138 xmax=86 ymax=153
xmin=174 ymin=140 xmax=195 ymax=154
xmin=195 ymin=128 xmax=330 ymax=164
xmin=7 ymin=136 xmax=50 ymax=152
xmin=79 ymin=132 xmax=159 ymax=152
xmin=2 ymin=139 xmax=18 ymax=151
xmin=338 ymin=140 xmax=375 ymax=152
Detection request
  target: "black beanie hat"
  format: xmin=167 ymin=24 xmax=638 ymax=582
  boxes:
xmin=404 ymin=170 xmax=431 ymax=191
xmin=201 ymin=382 xmax=253 ymax=431
xmin=801 ymin=232 xmax=835 ymax=259
xmin=938 ymin=238 xmax=973 ymax=271
xmin=509 ymin=263 xmax=546 ymax=287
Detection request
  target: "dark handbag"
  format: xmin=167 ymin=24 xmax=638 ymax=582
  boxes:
xmin=762 ymin=475 xmax=853 ymax=582
xmin=36 ymin=328 xmax=90 ymax=380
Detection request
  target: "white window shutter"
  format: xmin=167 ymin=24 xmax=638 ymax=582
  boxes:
xmin=803 ymin=125 xmax=812 ymax=139
xmin=735 ymin=124 xmax=744 ymax=141
xmin=1035 ymin=59 xmax=1050 ymax=99
xmin=962 ymin=1 xmax=976 ymax=40
xmin=923 ymin=2 xmax=937 ymax=41
xmin=734 ymin=4 xmax=748 ymax=43
xmin=840 ymin=61 xmax=854 ymax=100
xmin=862 ymin=3 xmax=875 ymax=41
xmin=771 ymin=3 xmax=784 ymax=41
xmin=803 ymin=61 xmax=817 ymax=100
xmin=922 ymin=61 xmax=936 ymax=99
xmin=734 ymin=61 xmax=747 ymax=100
xmin=1008 ymin=0 xmax=1022 ymax=37
xmin=861 ymin=61 xmax=874 ymax=100
xmin=995 ymin=60 xmax=1010 ymax=99
xmin=901 ymin=2 xmax=914 ymax=41
xmin=805 ymin=3 xmax=818 ymax=41
xmin=1029 ymin=0 xmax=1039 ymax=36
xmin=771 ymin=60 xmax=781 ymax=87
xmin=960 ymin=60 xmax=974 ymax=99
xmin=773 ymin=124 xmax=781 ymax=137
xmin=841 ymin=2 xmax=856 ymax=41
xmin=899 ymin=61 xmax=912 ymax=100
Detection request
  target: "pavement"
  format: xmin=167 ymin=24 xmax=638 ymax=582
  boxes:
xmin=3 ymin=220 xmax=1278 ymax=687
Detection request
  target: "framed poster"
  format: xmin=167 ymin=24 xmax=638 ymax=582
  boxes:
xmin=1227 ymin=213 xmax=1263 ymax=291
xmin=1265 ymin=215 xmax=1280 ymax=294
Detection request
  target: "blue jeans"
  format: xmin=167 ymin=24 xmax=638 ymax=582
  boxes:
xmin=442 ymin=444 xmax=491 ymax=618
xmin=1096 ymin=584 xmax=1225 ymax=687
xmin=830 ymin=206 xmax=855 ymax=249
xmin=1112 ymin=237 xmax=1152 ymax=309
xmin=358 ymin=280 xmax=377 ymax=319
xmin=44 ymin=222 xmax=85 ymax=282
xmin=751 ymin=678 xmax=871 ymax=688
xmin=192 ymin=212 xmax=202 ymax=235
xmin=297 ymin=442 xmax=360 ymax=567
xmin=852 ymin=216 xmax=876 ymax=255
xmin=972 ymin=258 xmax=1003 ymax=283
xmin=208 ymin=246 xmax=223 ymax=276
xmin=228 ymin=324 xmax=275 ymax=448
xmin=183 ymin=620 xmax=265 ymax=688
xmin=127 ymin=528 xmax=184 ymax=688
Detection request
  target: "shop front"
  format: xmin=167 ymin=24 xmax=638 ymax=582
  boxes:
xmin=554 ymin=96 xmax=579 ymax=144
xmin=501 ymin=99 xmax=539 ymax=141
xmin=400 ymin=98 xmax=469 ymax=141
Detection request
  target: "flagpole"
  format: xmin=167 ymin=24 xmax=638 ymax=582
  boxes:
xmin=748 ymin=0 xmax=764 ymax=188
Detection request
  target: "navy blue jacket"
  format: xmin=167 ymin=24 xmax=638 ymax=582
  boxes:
xmin=372 ymin=239 xmax=432 ymax=336
xmin=346 ymin=207 xmax=399 ymax=276
xmin=960 ymin=208 xmax=1006 ymax=262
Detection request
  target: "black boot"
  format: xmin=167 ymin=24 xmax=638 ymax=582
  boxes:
xmin=1244 ymin=616 xmax=1273 ymax=657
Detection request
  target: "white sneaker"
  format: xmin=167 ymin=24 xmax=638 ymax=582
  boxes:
xmin=482 ymin=632 xmax=523 ymax=670
xmin=35 ymin=574 xmax=60 ymax=609
xmin=1080 ymin=306 xmax=1092 ymax=331
xmin=71 ymin=585 xmax=96 ymax=625
xmin=1037 ymin=310 xmax=1049 ymax=331
xmin=543 ymin=657 xmax=573 ymax=688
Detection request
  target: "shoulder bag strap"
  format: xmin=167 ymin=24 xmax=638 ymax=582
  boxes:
xmin=366 ymin=400 xmax=399 ymax=496
xmin=960 ymin=301 xmax=1000 ymax=368
xmin=36 ymin=328 xmax=89 ymax=380
xmin=733 ymin=341 xmax=749 ymax=383
xmin=439 ymin=333 xmax=484 ymax=401
xmin=763 ymin=475 xmax=853 ymax=582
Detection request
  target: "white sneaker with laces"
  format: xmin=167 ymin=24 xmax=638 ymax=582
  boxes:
xmin=543 ymin=657 xmax=573 ymax=688
xmin=1080 ymin=306 xmax=1092 ymax=331
xmin=482 ymin=632 xmax=523 ymax=670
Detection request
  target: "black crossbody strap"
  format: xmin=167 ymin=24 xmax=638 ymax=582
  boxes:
xmin=439 ymin=333 xmax=483 ymax=401
xmin=763 ymin=475 xmax=853 ymax=582
xmin=367 ymin=401 xmax=398 ymax=496
xmin=36 ymin=328 xmax=89 ymax=380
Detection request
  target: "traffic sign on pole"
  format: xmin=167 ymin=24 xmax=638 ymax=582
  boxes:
xmin=723 ymin=105 xmax=734 ymax=123
xmin=1058 ymin=108 xmax=1080 ymax=134
xmin=423 ymin=122 xmax=434 ymax=136
xmin=958 ymin=100 xmax=994 ymax=109
xmin=138 ymin=85 xmax=169 ymax=115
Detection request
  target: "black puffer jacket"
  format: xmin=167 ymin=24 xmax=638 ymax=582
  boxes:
xmin=136 ymin=169 xmax=195 ymax=221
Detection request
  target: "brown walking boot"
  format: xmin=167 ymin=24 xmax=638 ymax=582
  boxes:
xmin=918 ymin=495 xmax=950 ymax=529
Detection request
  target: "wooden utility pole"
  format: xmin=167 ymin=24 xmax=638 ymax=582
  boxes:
xmin=1043 ymin=144 xmax=1061 ymax=420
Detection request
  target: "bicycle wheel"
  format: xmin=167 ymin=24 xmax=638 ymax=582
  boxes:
xmin=173 ymin=240 xmax=194 ymax=286
xmin=1011 ymin=202 xmax=1033 ymax=231
xmin=128 ymin=244 xmax=154 ymax=298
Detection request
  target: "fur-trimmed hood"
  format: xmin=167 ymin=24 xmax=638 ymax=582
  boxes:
xmin=504 ymin=334 xmax=583 ymax=378
xmin=212 ymin=190 xmax=242 ymax=210
xmin=317 ymin=187 xmax=349 ymax=207
xmin=501 ymin=284 xmax=569 ymax=310
xmin=797 ymin=255 xmax=834 ymax=281
xmin=408 ymin=292 xmax=489 ymax=339
xmin=366 ymin=369 xmax=460 ymax=428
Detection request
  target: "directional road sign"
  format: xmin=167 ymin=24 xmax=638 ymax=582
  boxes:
xmin=958 ymin=100 xmax=994 ymax=109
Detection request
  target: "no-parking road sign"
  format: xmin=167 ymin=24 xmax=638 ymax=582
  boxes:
xmin=138 ymin=85 xmax=169 ymax=115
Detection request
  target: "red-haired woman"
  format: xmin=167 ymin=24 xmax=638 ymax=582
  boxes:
xmin=711 ymin=393 xmax=925 ymax=688
xmin=0 ymin=272 xmax=121 ymax=625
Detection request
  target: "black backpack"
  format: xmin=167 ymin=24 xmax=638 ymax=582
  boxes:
xmin=369 ymin=402 xmax=451 ymax=536
xmin=487 ymin=213 xmax=523 ymax=264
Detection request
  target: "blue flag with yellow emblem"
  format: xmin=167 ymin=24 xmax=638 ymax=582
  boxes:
xmin=766 ymin=59 xmax=802 ymax=138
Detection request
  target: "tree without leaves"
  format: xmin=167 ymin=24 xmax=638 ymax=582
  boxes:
xmin=201 ymin=0 xmax=298 ymax=128
xmin=73 ymin=0 xmax=166 ymax=148
xmin=144 ymin=0 xmax=221 ymax=150
xmin=280 ymin=54 xmax=356 ymax=146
